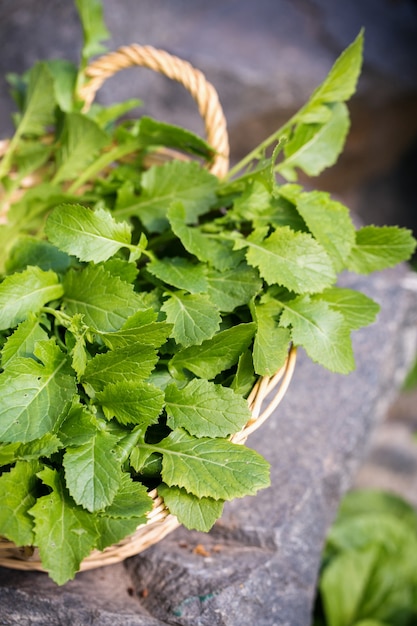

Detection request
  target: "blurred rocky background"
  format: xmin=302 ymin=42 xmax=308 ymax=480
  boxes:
xmin=0 ymin=2 xmax=417 ymax=623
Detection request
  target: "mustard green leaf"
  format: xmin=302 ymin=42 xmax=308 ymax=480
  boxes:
xmin=206 ymin=263 xmax=262 ymax=312
xmin=45 ymin=204 xmax=132 ymax=263
xmin=165 ymin=379 xmax=251 ymax=438
xmin=170 ymin=322 xmax=256 ymax=379
xmin=30 ymin=467 xmax=98 ymax=585
xmin=63 ymin=429 xmax=123 ymax=512
xmin=1 ymin=313 xmax=49 ymax=368
xmin=0 ymin=460 xmax=41 ymax=546
xmin=62 ymin=264 xmax=144 ymax=332
xmin=147 ymin=256 xmax=208 ymax=294
xmin=313 ymin=287 xmax=380 ymax=331
xmin=158 ymin=484 xmax=224 ymax=532
xmin=96 ymin=381 xmax=164 ymax=427
xmin=240 ymin=226 xmax=336 ymax=293
xmin=0 ymin=339 xmax=76 ymax=443
xmin=0 ymin=266 xmax=63 ymax=331
xmin=346 ymin=226 xmax=417 ymax=274
xmin=142 ymin=428 xmax=270 ymax=500
xmin=162 ymin=292 xmax=221 ymax=347
xmin=279 ymin=296 xmax=355 ymax=374
xmin=253 ymin=303 xmax=291 ymax=376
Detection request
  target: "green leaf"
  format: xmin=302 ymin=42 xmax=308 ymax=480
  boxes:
xmin=278 ymin=102 xmax=350 ymax=182
xmin=170 ymin=322 xmax=256 ymax=379
xmin=75 ymin=0 xmax=110 ymax=63
xmin=165 ymin=379 xmax=251 ymax=437
xmin=62 ymin=264 xmax=144 ymax=332
xmin=137 ymin=116 xmax=214 ymax=160
xmin=168 ymin=202 xmax=245 ymax=271
xmin=99 ymin=310 xmax=172 ymax=350
xmin=94 ymin=473 xmax=152 ymax=550
xmin=96 ymin=381 xmax=164 ymax=427
xmin=279 ymin=296 xmax=355 ymax=373
xmin=115 ymin=160 xmax=218 ymax=232
xmin=0 ymin=339 xmax=76 ymax=443
xmin=58 ymin=401 xmax=100 ymax=447
xmin=253 ymin=303 xmax=291 ymax=376
xmin=46 ymin=59 xmax=78 ymax=112
xmin=6 ymin=236 xmax=72 ymax=274
xmin=162 ymin=292 xmax=221 ymax=347
xmin=294 ymin=191 xmax=356 ymax=271
xmin=313 ymin=288 xmax=380 ymax=331
xmin=158 ymin=484 xmax=224 ymax=532
xmin=63 ymin=429 xmax=123 ymax=512
xmin=0 ymin=266 xmax=63 ymax=331
xmin=53 ymin=113 xmax=109 ymax=184
xmin=147 ymin=257 xmax=208 ymax=294
xmin=308 ymin=30 xmax=364 ymax=106
xmin=0 ymin=433 xmax=61 ymax=464
xmin=141 ymin=428 xmax=270 ymax=500
xmin=16 ymin=62 xmax=56 ymax=137
xmin=30 ymin=467 xmax=98 ymax=585
xmin=206 ymin=263 xmax=262 ymax=312
xmin=346 ymin=226 xmax=417 ymax=274
xmin=45 ymin=204 xmax=132 ymax=263
xmin=82 ymin=343 xmax=158 ymax=392
xmin=239 ymin=226 xmax=336 ymax=293
xmin=1 ymin=314 xmax=49 ymax=368
xmin=0 ymin=460 xmax=40 ymax=546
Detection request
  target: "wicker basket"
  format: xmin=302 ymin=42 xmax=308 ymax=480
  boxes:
xmin=0 ymin=44 xmax=297 ymax=574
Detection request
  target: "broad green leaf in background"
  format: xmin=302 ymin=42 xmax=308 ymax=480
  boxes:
xmin=30 ymin=467 xmax=98 ymax=585
xmin=165 ymin=379 xmax=251 ymax=437
xmin=158 ymin=484 xmax=224 ymax=532
xmin=96 ymin=381 xmax=164 ymax=427
xmin=161 ymin=291 xmax=221 ymax=346
xmin=0 ymin=460 xmax=40 ymax=546
xmin=82 ymin=343 xmax=158 ymax=392
xmin=346 ymin=226 xmax=417 ymax=274
xmin=293 ymin=191 xmax=356 ymax=272
xmin=279 ymin=296 xmax=355 ymax=373
xmin=0 ymin=339 xmax=76 ymax=443
xmin=53 ymin=113 xmax=109 ymax=184
xmin=206 ymin=263 xmax=262 ymax=312
xmin=46 ymin=59 xmax=78 ymax=112
xmin=137 ymin=116 xmax=215 ymax=160
xmin=277 ymin=102 xmax=350 ymax=182
xmin=62 ymin=264 xmax=144 ymax=331
xmin=75 ymin=0 xmax=110 ymax=63
xmin=63 ymin=429 xmax=122 ymax=512
xmin=141 ymin=428 xmax=270 ymax=500
xmin=114 ymin=160 xmax=218 ymax=232
xmin=238 ymin=226 xmax=336 ymax=294
xmin=252 ymin=303 xmax=291 ymax=376
xmin=10 ymin=62 xmax=55 ymax=139
xmin=170 ymin=322 xmax=256 ymax=379
xmin=58 ymin=401 xmax=100 ymax=447
xmin=313 ymin=288 xmax=380 ymax=331
xmin=1 ymin=313 xmax=49 ymax=368
xmin=230 ymin=350 xmax=256 ymax=396
xmin=5 ymin=237 xmax=73 ymax=274
xmin=168 ymin=202 xmax=245 ymax=271
xmin=147 ymin=256 xmax=208 ymax=294
xmin=45 ymin=204 xmax=132 ymax=263
xmin=0 ymin=266 xmax=63 ymax=331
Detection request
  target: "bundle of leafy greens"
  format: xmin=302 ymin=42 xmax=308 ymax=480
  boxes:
xmin=313 ymin=489 xmax=417 ymax=626
xmin=0 ymin=0 xmax=415 ymax=584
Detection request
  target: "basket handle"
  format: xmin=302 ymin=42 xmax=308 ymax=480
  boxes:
xmin=78 ymin=44 xmax=230 ymax=178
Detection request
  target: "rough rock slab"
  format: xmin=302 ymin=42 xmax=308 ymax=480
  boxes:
xmin=1 ymin=265 xmax=416 ymax=625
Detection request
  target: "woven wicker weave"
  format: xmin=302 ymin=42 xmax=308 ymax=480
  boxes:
xmin=0 ymin=44 xmax=296 ymax=574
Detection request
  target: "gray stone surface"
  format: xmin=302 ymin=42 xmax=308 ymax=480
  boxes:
xmin=0 ymin=265 xmax=416 ymax=625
